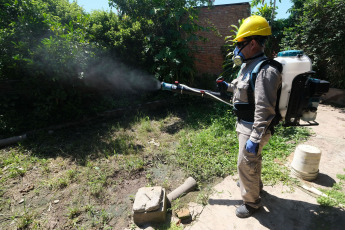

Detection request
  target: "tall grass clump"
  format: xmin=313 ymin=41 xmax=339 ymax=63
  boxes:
xmin=174 ymin=105 xmax=238 ymax=181
xmin=174 ymin=102 xmax=311 ymax=184
xmin=317 ymin=169 xmax=345 ymax=207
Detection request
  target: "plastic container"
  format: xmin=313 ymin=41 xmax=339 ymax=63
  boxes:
xmin=274 ymin=50 xmax=312 ymax=119
xmin=291 ymin=144 xmax=322 ymax=181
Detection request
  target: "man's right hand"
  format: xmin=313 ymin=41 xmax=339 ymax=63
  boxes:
xmin=216 ymin=77 xmax=229 ymax=92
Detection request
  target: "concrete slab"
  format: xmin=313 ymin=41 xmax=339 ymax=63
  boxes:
xmin=185 ymin=176 xmax=344 ymax=230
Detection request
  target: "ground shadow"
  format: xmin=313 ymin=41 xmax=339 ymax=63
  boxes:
xmin=256 ymin=192 xmax=345 ymax=230
xmin=312 ymin=173 xmax=337 ymax=187
xmin=209 ymin=191 xmax=345 ymax=230
xmin=321 ymin=102 xmax=345 ymax=111
xmin=208 ymin=198 xmax=242 ymax=206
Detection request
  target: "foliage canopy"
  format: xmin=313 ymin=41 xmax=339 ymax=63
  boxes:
xmin=109 ymin=0 xmax=213 ymax=82
xmin=0 ymin=0 xmax=213 ymax=136
xmin=281 ymin=0 xmax=345 ymax=88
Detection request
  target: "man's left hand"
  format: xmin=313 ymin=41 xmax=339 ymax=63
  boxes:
xmin=245 ymin=139 xmax=259 ymax=155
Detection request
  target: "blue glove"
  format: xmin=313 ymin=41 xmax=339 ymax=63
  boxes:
xmin=216 ymin=77 xmax=229 ymax=92
xmin=245 ymin=139 xmax=259 ymax=155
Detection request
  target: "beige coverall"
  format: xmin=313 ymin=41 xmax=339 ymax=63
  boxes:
xmin=227 ymin=54 xmax=282 ymax=208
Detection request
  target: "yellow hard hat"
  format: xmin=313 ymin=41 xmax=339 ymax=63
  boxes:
xmin=234 ymin=15 xmax=272 ymax=42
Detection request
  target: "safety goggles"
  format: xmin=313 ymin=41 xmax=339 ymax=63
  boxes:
xmin=236 ymin=41 xmax=248 ymax=49
xmin=236 ymin=39 xmax=251 ymax=49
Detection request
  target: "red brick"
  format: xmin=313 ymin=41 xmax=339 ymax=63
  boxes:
xmin=192 ymin=3 xmax=250 ymax=76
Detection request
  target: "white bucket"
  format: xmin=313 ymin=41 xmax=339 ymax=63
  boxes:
xmin=291 ymin=144 xmax=322 ymax=181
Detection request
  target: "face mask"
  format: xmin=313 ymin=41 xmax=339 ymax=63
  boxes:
xmin=232 ymin=46 xmax=246 ymax=66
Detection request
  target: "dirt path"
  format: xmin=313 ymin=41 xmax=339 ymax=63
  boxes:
xmin=185 ymin=104 xmax=345 ymax=230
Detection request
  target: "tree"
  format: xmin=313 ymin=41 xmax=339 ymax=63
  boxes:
xmin=109 ymin=0 xmax=213 ymax=82
xmin=281 ymin=0 xmax=345 ymax=89
xmin=0 ymin=0 xmax=98 ymax=135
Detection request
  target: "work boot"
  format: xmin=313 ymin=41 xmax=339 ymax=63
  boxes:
xmin=236 ymin=181 xmax=263 ymax=192
xmin=235 ymin=204 xmax=258 ymax=218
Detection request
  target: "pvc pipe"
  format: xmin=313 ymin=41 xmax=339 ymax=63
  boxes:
xmin=167 ymin=177 xmax=197 ymax=202
xmin=0 ymin=134 xmax=27 ymax=148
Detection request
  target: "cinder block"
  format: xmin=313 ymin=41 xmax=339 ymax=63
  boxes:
xmin=133 ymin=188 xmax=167 ymax=226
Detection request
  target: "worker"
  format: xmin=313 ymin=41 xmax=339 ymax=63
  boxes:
xmin=217 ymin=15 xmax=282 ymax=218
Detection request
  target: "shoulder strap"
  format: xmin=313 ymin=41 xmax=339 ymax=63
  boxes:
xmin=249 ymin=59 xmax=283 ymax=90
xmin=247 ymin=59 xmax=283 ymax=134
xmin=248 ymin=59 xmax=283 ymax=105
xmin=247 ymin=59 xmax=267 ymax=104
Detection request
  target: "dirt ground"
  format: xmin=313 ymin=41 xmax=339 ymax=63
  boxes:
xmin=184 ymin=104 xmax=345 ymax=230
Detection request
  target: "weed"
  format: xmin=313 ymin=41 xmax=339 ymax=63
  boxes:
xmin=162 ymin=178 xmax=171 ymax=191
xmin=317 ymin=169 xmax=345 ymax=207
xmin=16 ymin=199 xmax=36 ymax=229
xmin=44 ymin=169 xmax=77 ymax=190
xmin=40 ymin=159 xmax=51 ymax=174
xmin=100 ymin=209 xmax=111 ymax=225
xmin=84 ymin=204 xmax=95 ymax=216
xmin=87 ymin=166 xmax=108 ymax=198
xmin=128 ymin=194 xmax=136 ymax=202
xmin=17 ymin=212 xmax=34 ymax=229
xmin=110 ymin=132 xmax=138 ymax=156
xmin=0 ymin=185 xmax=5 ymax=197
xmin=9 ymin=166 xmax=26 ymax=178
xmin=0 ymin=149 xmax=30 ymax=179
xmin=138 ymin=116 xmax=153 ymax=133
xmin=337 ymin=170 xmax=345 ymax=180
xmin=169 ymin=197 xmax=182 ymax=212
xmin=121 ymin=155 xmax=144 ymax=172
xmin=67 ymin=169 xmax=78 ymax=181
xmin=57 ymin=177 xmax=69 ymax=189
xmin=146 ymin=172 xmax=154 ymax=186
xmin=89 ymin=183 xmax=103 ymax=198
xmin=68 ymin=206 xmax=82 ymax=219
xmin=196 ymin=186 xmax=214 ymax=206
xmin=129 ymin=223 xmax=137 ymax=230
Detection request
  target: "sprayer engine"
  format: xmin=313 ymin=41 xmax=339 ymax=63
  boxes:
xmin=283 ymin=73 xmax=329 ymax=126
xmin=275 ymin=50 xmax=330 ymax=126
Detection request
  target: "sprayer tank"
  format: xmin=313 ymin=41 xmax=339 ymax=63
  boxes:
xmin=274 ymin=51 xmax=312 ymax=119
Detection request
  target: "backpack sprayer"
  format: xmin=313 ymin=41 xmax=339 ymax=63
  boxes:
xmin=161 ymin=50 xmax=330 ymax=127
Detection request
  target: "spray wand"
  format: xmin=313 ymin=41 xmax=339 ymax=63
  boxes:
xmin=161 ymin=81 xmax=232 ymax=106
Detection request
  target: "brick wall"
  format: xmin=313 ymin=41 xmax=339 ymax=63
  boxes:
xmin=193 ymin=3 xmax=250 ymax=76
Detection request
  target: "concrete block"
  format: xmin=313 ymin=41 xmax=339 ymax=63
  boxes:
xmin=133 ymin=186 xmax=162 ymax=212
xmin=133 ymin=188 xmax=167 ymax=226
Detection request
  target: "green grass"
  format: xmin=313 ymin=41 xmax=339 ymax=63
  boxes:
xmin=174 ymin=103 xmax=310 ymax=185
xmin=317 ymin=169 xmax=345 ymax=207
